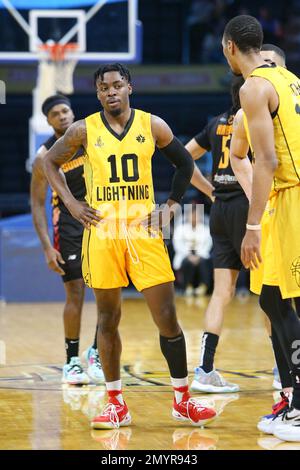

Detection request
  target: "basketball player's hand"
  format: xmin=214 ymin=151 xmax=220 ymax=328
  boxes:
xmin=44 ymin=246 xmax=65 ymax=275
xmin=141 ymin=206 xmax=173 ymax=233
xmin=66 ymin=200 xmax=102 ymax=229
xmin=141 ymin=209 xmax=163 ymax=232
xmin=241 ymin=229 xmax=262 ymax=270
xmin=142 ymin=200 xmax=180 ymax=232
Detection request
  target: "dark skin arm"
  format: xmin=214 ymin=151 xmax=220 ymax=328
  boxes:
xmin=30 ymin=150 xmax=65 ymax=275
xmin=43 ymin=120 xmax=101 ymax=229
xmin=229 ymin=109 xmax=252 ymax=202
xmin=239 ymin=78 xmax=278 ymax=269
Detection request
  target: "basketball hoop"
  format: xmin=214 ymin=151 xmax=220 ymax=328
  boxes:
xmin=38 ymin=42 xmax=79 ymax=62
xmin=37 ymin=42 xmax=79 ymax=97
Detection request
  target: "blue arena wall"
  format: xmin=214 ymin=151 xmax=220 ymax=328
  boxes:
xmin=0 ymin=213 xmax=95 ymax=302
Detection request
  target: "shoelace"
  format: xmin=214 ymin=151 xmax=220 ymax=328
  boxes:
xmin=215 ymin=371 xmax=227 ymax=386
xmin=272 ymin=393 xmax=289 ymax=415
xmin=271 ymin=403 xmax=290 ymax=422
xmin=69 ymin=362 xmax=84 ymax=374
xmin=101 ymin=403 xmax=120 ymax=429
xmin=93 ymin=351 xmax=103 ymax=370
xmin=186 ymin=398 xmax=215 ymax=421
xmin=279 ymin=407 xmax=291 ymax=423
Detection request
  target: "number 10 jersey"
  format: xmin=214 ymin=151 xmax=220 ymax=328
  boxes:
xmin=84 ymin=108 xmax=156 ymax=220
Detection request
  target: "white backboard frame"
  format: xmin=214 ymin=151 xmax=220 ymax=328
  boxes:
xmin=0 ymin=0 xmax=138 ymax=63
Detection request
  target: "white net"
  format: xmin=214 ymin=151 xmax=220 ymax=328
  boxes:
xmin=34 ymin=43 xmax=78 ymax=118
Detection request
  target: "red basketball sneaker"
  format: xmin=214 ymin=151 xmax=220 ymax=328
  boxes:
xmin=91 ymin=397 xmax=131 ymax=429
xmin=172 ymin=393 xmax=217 ymax=426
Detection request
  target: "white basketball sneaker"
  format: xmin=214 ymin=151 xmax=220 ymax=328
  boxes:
xmin=82 ymin=347 xmax=105 ymax=384
xmin=273 ymin=407 xmax=300 ymax=442
xmin=62 ymin=356 xmax=90 ymax=385
xmin=257 ymin=392 xmax=290 ymax=434
xmin=191 ymin=367 xmax=239 ymax=393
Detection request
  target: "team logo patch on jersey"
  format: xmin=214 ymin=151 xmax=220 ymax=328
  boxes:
xmin=68 ymin=254 xmax=77 ymax=261
xmin=291 ymin=256 xmax=300 ymax=287
xmin=95 ymin=136 xmax=104 ymax=148
xmin=136 ymin=134 xmax=145 ymax=143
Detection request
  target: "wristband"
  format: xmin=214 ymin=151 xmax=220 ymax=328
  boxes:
xmin=246 ymin=223 xmax=261 ymax=231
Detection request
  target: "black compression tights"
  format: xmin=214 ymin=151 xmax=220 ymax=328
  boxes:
xmin=260 ymin=285 xmax=300 ymax=408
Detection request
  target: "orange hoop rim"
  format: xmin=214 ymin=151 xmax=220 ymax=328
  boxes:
xmin=38 ymin=42 xmax=79 ymax=61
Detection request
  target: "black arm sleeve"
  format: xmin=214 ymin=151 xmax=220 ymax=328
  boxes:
xmin=159 ymin=137 xmax=194 ymax=203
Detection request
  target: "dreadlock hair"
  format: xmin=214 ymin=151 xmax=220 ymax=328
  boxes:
xmin=94 ymin=63 xmax=131 ymax=87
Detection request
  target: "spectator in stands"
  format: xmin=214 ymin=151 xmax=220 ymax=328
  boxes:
xmin=259 ymin=6 xmax=283 ymax=44
xmin=173 ymin=204 xmax=213 ymax=296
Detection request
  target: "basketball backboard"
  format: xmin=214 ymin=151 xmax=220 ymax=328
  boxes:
xmin=0 ymin=0 xmax=141 ymax=63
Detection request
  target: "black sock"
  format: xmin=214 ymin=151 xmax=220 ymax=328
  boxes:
xmin=92 ymin=326 xmax=98 ymax=350
xmin=65 ymin=338 xmax=79 ymax=363
xmin=160 ymin=332 xmax=188 ymax=378
xmin=200 ymin=332 xmax=219 ymax=373
xmin=271 ymin=327 xmax=293 ymax=389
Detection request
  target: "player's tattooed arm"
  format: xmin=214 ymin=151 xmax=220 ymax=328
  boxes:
xmin=44 ymin=120 xmax=101 ymax=229
xmin=45 ymin=119 xmax=87 ymax=167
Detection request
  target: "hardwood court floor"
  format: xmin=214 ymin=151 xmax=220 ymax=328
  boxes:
xmin=0 ymin=294 xmax=297 ymax=451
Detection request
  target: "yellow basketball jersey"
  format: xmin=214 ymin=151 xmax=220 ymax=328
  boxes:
xmin=245 ymin=64 xmax=300 ymax=191
xmin=84 ymin=109 xmax=156 ymax=220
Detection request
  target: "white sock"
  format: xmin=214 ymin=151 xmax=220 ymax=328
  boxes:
xmin=171 ymin=377 xmax=189 ymax=404
xmin=106 ymin=380 xmax=124 ymax=405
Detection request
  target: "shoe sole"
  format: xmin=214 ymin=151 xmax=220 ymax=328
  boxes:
xmin=190 ymin=380 xmax=239 ymax=393
xmin=62 ymin=377 xmax=90 ymax=385
xmin=273 ymin=427 xmax=300 ymax=442
xmin=91 ymin=414 xmax=132 ymax=430
xmin=257 ymin=420 xmax=277 ymax=434
xmin=172 ymin=410 xmax=216 ymax=427
xmin=87 ymin=375 xmax=105 ymax=385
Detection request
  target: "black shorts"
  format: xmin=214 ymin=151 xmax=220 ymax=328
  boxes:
xmin=53 ymin=211 xmax=83 ymax=283
xmin=209 ymin=194 xmax=249 ymax=271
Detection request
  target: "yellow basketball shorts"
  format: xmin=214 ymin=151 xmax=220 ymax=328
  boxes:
xmin=250 ymin=197 xmax=274 ymax=295
xmin=81 ymin=220 xmax=175 ymax=291
xmin=251 ymin=185 xmax=300 ymax=298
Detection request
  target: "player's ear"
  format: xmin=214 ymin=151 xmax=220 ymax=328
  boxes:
xmin=228 ymin=40 xmax=235 ymax=55
xmin=128 ymin=83 xmax=133 ymax=95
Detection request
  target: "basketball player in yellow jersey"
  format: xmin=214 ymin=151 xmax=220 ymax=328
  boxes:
xmin=230 ymin=44 xmax=300 ymax=434
xmin=223 ymin=15 xmax=300 ymax=442
xmin=44 ymin=63 xmax=216 ymax=430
